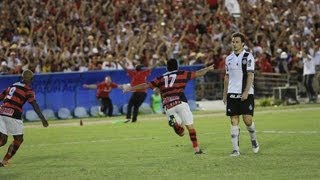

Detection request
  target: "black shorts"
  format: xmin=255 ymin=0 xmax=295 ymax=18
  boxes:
xmin=226 ymin=93 xmax=254 ymax=116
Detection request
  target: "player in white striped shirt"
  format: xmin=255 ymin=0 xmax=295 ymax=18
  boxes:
xmin=223 ymin=32 xmax=259 ymax=157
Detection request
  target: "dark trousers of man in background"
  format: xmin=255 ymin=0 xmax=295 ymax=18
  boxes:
xmin=126 ymin=92 xmax=147 ymax=122
xmin=99 ymin=97 xmax=113 ymax=116
xmin=304 ymin=74 xmax=316 ymax=102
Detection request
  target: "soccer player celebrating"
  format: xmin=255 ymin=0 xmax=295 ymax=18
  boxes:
xmin=223 ymin=32 xmax=259 ymax=156
xmin=0 ymin=69 xmax=49 ymax=167
xmin=83 ymin=76 xmax=123 ymax=117
xmin=124 ymin=59 xmax=214 ymax=154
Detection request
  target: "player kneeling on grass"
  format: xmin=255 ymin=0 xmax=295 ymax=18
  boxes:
xmin=124 ymin=59 xmax=214 ymax=154
xmin=0 ymin=70 xmax=49 ymax=167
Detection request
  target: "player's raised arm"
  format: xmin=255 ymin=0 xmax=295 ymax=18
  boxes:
xmin=149 ymin=59 xmax=163 ymax=70
xmin=30 ymin=101 xmax=49 ymax=127
xmin=117 ymin=59 xmax=128 ymax=71
xmin=195 ymin=64 xmax=214 ymax=77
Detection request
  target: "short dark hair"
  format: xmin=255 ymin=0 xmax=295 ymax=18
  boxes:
xmin=232 ymin=32 xmax=246 ymax=43
xmin=167 ymin=58 xmax=178 ymax=71
xmin=135 ymin=64 xmax=143 ymax=71
xmin=22 ymin=69 xmax=34 ymax=84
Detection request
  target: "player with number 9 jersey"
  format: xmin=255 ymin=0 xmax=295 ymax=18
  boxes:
xmin=0 ymin=69 xmax=48 ymax=167
xmin=0 ymin=82 xmax=35 ymax=119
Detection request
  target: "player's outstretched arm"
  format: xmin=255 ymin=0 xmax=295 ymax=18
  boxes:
xmin=83 ymin=84 xmax=97 ymax=89
xmin=123 ymin=83 xmax=150 ymax=93
xmin=30 ymin=101 xmax=49 ymax=127
xmin=195 ymin=64 xmax=214 ymax=77
xmin=118 ymin=84 xmax=128 ymax=90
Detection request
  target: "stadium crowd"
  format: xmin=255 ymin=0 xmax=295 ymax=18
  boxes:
xmin=0 ymin=0 xmax=319 ymax=75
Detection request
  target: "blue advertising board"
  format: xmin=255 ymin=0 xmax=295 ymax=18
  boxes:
xmin=0 ymin=65 xmax=202 ymax=116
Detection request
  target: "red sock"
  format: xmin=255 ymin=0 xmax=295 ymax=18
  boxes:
xmin=189 ymin=129 xmax=198 ymax=148
xmin=174 ymin=124 xmax=185 ymax=136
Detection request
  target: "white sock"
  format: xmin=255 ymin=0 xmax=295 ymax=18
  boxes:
xmin=230 ymin=125 xmax=240 ymax=151
xmin=246 ymin=122 xmax=257 ymax=141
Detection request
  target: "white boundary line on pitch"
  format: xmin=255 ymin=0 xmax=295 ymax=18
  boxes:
xmin=21 ymin=130 xmax=320 ymax=148
xmin=24 ymin=106 xmax=320 ymax=128
xmin=258 ymin=130 xmax=319 ymax=134
xmin=24 ymin=137 xmax=154 ymax=148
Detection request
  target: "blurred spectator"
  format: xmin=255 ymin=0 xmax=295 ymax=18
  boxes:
xmin=6 ymin=52 xmax=21 ymax=74
xmin=0 ymin=61 xmax=9 ymax=75
xmin=301 ymin=49 xmax=317 ymax=102
xmin=277 ymin=51 xmax=290 ymax=75
xmin=256 ymin=52 xmax=273 ymax=73
xmin=101 ymin=54 xmax=117 ymax=70
xmin=313 ymin=42 xmax=320 ymax=95
xmin=277 ymin=51 xmax=291 ymax=84
xmin=291 ymin=52 xmax=305 ymax=96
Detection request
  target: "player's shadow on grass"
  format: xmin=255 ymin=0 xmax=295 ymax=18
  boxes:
xmin=19 ymin=153 xmax=71 ymax=167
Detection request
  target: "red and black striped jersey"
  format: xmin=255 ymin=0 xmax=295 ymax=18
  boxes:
xmin=0 ymin=81 xmax=35 ymax=119
xmin=149 ymin=70 xmax=196 ymax=108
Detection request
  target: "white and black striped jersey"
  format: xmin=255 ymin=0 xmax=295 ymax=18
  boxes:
xmin=225 ymin=50 xmax=255 ymax=95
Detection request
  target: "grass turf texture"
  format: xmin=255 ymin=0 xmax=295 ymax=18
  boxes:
xmin=0 ymin=104 xmax=319 ymax=180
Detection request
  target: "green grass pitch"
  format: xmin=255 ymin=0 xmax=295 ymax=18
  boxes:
xmin=0 ymin=104 xmax=319 ymax=180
